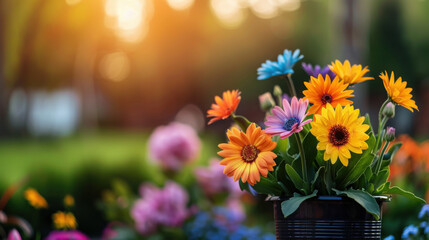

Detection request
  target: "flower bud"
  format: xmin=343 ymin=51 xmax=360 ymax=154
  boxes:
xmin=273 ymin=85 xmax=283 ymax=97
xmin=384 ymin=127 xmax=395 ymax=142
xmin=259 ymin=92 xmax=275 ymax=111
xmin=383 ymin=102 xmax=395 ymax=118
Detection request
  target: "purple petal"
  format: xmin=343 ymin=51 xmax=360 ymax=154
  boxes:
xmin=272 ymin=107 xmax=288 ymax=121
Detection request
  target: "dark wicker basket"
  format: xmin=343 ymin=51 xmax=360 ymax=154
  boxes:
xmin=267 ymin=195 xmax=390 ymax=239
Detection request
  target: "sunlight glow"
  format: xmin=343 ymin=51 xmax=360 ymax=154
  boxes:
xmin=248 ymin=0 xmax=279 ymax=19
xmin=210 ymin=0 xmax=246 ymax=29
xmin=104 ymin=0 xmax=153 ymax=42
xmin=166 ymin=0 xmax=194 ymax=11
xmin=99 ymin=52 xmax=130 ymax=82
xmin=65 ymin=0 xmax=82 ymax=5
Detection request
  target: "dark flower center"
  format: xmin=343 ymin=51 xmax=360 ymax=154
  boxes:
xmin=329 ymin=125 xmax=350 ymax=146
xmin=321 ymin=94 xmax=333 ymax=104
xmin=241 ymin=145 xmax=260 ymax=162
xmin=283 ymin=117 xmax=300 ymax=131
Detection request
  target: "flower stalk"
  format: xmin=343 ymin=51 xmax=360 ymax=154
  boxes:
xmin=284 ymin=74 xmax=297 ymax=97
xmin=294 ymin=133 xmax=307 ymax=182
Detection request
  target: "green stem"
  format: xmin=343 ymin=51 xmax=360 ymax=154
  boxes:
xmin=378 ymin=99 xmax=390 ymax=123
xmin=375 ymin=141 xmax=390 ymax=174
xmin=294 ymin=133 xmax=307 ymax=182
xmin=231 ymin=113 xmax=251 ymax=131
xmin=285 ymin=74 xmax=297 ymax=97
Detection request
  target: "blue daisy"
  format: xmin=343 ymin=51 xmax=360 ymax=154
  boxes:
xmin=418 ymin=204 xmax=429 ymax=219
xmin=257 ymin=49 xmax=304 ymax=80
xmin=402 ymin=225 xmax=418 ymax=239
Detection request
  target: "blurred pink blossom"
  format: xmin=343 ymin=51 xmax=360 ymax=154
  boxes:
xmin=195 ymin=159 xmax=242 ymax=197
xmin=148 ymin=122 xmax=200 ymax=171
xmin=131 ymin=181 xmax=190 ymax=236
xmin=45 ymin=230 xmax=89 ymax=240
xmin=7 ymin=229 xmax=21 ymax=240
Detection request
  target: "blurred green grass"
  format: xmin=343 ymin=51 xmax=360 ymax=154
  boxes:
xmin=0 ymin=130 xmax=219 ymax=186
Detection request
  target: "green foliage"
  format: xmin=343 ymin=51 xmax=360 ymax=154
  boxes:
xmin=280 ymin=190 xmax=317 ymax=218
xmin=336 ymin=133 xmax=376 ymax=188
xmin=378 ymin=182 xmax=426 ymax=204
xmin=333 ymin=189 xmax=381 ymax=220
xmin=285 ymin=164 xmax=309 ymax=195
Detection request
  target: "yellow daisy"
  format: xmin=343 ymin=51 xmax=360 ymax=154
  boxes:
xmin=303 ymin=74 xmax=354 ymax=115
xmin=24 ymin=188 xmax=48 ymax=209
xmin=380 ymin=71 xmax=418 ymax=112
xmin=53 ymin=211 xmax=77 ymax=229
xmin=330 ymin=60 xmax=373 ymax=85
xmin=218 ymin=123 xmax=277 ymax=185
xmin=310 ymin=104 xmax=369 ymax=166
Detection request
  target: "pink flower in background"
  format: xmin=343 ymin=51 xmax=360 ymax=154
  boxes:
xmin=148 ymin=122 xmax=201 ymax=171
xmin=45 ymin=230 xmax=89 ymax=240
xmin=195 ymin=159 xmax=242 ymax=197
xmin=131 ymin=181 xmax=190 ymax=236
xmin=7 ymin=229 xmax=21 ymax=240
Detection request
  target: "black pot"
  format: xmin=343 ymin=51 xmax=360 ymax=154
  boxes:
xmin=267 ymin=195 xmax=390 ymax=240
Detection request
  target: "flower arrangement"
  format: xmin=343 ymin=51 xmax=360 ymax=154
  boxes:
xmin=207 ymin=49 xmax=426 ymax=219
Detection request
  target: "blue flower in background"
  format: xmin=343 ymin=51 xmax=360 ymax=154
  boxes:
xmin=383 ymin=235 xmax=394 ymax=240
xmin=402 ymin=225 xmax=418 ymax=239
xmin=185 ymin=208 xmax=275 ymax=240
xmin=418 ymin=204 xmax=429 ymax=219
xmin=257 ymin=49 xmax=304 ymax=80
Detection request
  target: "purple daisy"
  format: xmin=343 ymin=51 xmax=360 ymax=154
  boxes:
xmin=264 ymin=97 xmax=312 ymax=139
xmin=302 ymin=63 xmax=336 ymax=80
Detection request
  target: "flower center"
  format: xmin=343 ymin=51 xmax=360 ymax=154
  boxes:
xmin=321 ymin=94 xmax=333 ymax=104
xmin=241 ymin=145 xmax=260 ymax=162
xmin=329 ymin=125 xmax=350 ymax=146
xmin=283 ymin=117 xmax=300 ymax=131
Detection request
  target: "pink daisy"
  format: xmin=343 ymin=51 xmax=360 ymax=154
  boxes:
xmin=264 ymin=96 xmax=312 ymax=139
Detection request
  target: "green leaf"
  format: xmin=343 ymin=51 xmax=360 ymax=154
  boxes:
xmin=332 ymin=189 xmax=381 ymax=220
xmin=315 ymin=150 xmax=325 ymax=168
xmin=337 ymin=133 xmax=376 ymax=188
xmin=251 ymin=177 xmax=282 ymax=196
xmin=382 ymin=186 xmax=426 ymax=204
xmin=285 ymin=164 xmax=308 ymax=194
xmin=281 ymin=190 xmax=318 ymax=218
xmin=288 ymin=133 xmax=299 ymax=156
xmin=239 ymin=180 xmax=250 ymax=192
xmin=302 ymin=132 xmax=318 ymax=179
xmin=311 ymin=167 xmax=324 ymax=192
xmin=371 ymin=169 xmax=390 ymax=190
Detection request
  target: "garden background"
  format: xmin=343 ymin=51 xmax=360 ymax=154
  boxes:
xmin=1 ymin=0 xmax=429 ymax=239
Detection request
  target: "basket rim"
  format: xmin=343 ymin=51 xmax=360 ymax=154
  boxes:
xmin=265 ymin=195 xmax=391 ymax=202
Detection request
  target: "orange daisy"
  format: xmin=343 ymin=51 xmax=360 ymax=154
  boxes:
xmin=207 ymin=90 xmax=241 ymax=125
xmin=380 ymin=71 xmax=418 ymax=112
xmin=218 ymin=123 xmax=277 ymax=185
xmin=329 ymin=60 xmax=373 ymax=85
xmin=303 ymin=75 xmax=354 ymax=115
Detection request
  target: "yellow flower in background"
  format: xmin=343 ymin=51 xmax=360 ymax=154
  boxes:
xmin=380 ymin=71 xmax=418 ymax=112
xmin=53 ymin=211 xmax=77 ymax=229
xmin=24 ymin=188 xmax=48 ymax=209
xmin=329 ymin=60 xmax=373 ymax=85
xmin=64 ymin=194 xmax=75 ymax=207
xmin=310 ymin=104 xmax=369 ymax=166
xmin=218 ymin=123 xmax=277 ymax=185
xmin=303 ymin=75 xmax=354 ymax=115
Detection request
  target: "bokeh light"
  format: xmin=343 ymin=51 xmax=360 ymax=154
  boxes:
xmin=99 ymin=51 xmax=130 ymax=82
xmin=248 ymin=0 xmax=279 ymax=19
xmin=166 ymin=0 xmax=195 ymax=11
xmin=104 ymin=0 xmax=153 ymax=42
xmin=210 ymin=0 xmax=246 ymax=29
